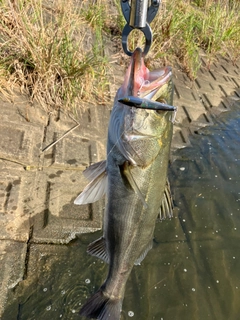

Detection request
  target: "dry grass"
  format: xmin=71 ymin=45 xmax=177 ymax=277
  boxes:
xmin=110 ymin=0 xmax=240 ymax=79
xmin=0 ymin=0 xmax=239 ymax=112
xmin=0 ymin=0 xmax=109 ymax=112
xmin=150 ymin=0 xmax=240 ymax=78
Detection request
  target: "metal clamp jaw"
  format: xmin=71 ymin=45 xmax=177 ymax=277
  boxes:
xmin=121 ymin=0 xmax=161 ymax=56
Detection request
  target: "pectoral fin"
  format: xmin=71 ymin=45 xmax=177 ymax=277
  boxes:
xmin=83 ymin=160 xmax=106 ymax=181
xmin=74 ymin=160 xmax=107 ymax=205
xmin=159 ymin=179 xmax=174 ymax=220
xmin=123 ymin=162 xmax=148 ymax=209
xmin=87 ymin=237 xmax=109 ymax=264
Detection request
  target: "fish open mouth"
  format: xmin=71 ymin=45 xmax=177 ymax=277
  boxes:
xmin=122 ymin=47 xmax=173 ymax=104
xmin=139 ymin=67 xmax=172 ymax=102
xmin=119 ymin=48 xmax=174 ymax=111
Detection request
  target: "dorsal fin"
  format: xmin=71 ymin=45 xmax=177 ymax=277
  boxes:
xmin=159 ymin=179 xmax=173 ymax=220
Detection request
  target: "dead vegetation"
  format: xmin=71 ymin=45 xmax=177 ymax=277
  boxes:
xmin=0 ymin=0 xmax=239 ymax=112
xmin=0 ymin=0 xmax=109 ymax=112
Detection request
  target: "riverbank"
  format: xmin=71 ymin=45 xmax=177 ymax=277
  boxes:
xmin=0 ymin=49 xmax=239 ymax=317
xmin=0 ymin=0 xmax=239 ymax=111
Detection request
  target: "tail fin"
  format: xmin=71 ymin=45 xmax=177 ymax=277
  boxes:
xmin=80 ymin=290 xmax=122 ymax=320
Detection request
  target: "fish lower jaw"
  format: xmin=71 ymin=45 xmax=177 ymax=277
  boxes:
xmin=139 ymin=71 xmax=172 ymax=100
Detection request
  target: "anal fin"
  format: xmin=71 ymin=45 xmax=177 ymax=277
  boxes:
xmin=159 ymin=179 xmax=174 ymax=220
xmin=134 ymin=240 xmax=153 ymax=265
xmin=87 ymin=237 xmax=109 ymax=264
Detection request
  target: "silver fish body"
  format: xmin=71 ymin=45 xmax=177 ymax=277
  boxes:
xmin=76 ymin=48 xmax=174 ymax=320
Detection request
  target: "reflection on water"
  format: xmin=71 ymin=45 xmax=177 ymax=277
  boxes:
xmin=3 ymin=102 xmax=240 ymax=320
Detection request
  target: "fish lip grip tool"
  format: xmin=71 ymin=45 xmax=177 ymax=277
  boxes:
xmin=121 ymin=0 xmax=161 ymax=56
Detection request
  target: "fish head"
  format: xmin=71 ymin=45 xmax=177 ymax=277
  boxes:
xmin=109 ymin=48 xmax=174 ymax=166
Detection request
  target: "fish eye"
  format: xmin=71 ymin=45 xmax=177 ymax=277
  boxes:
xmin=155 ymin=110 xmax=167 ymax=115
xmin=155 ymin=98 xmax=167 ymax=114
xmin=156 ymin=98 xmax=166 ymax=104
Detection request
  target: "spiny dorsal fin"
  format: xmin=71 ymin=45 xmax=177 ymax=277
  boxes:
xmin=74 ymin=161 xmax=107 ymax=205
xmin=135 ymin=240 xmax=153 ymax=265
xmin=159 ymin=179 xmax=174 ymax=220
xmin=87 ymin=237 xmax=109 ymax=264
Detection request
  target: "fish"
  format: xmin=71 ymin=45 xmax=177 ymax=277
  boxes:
xmin=74 ymin=47 xmax=175 ymax=320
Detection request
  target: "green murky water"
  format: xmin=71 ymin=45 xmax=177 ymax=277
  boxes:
xmin=3 ymin=102 xmax=240 ymax=320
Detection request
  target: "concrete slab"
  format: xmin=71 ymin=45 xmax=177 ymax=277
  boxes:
xmin=0 ymin=170 xmax=30 ymax=242
xmin=0 ymin=122 xmax=43 ymax=165
xmin=0 ymin=240 xmax=27 ymax=316
xmin=29 ymin=170 xmax=104 ymax=244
